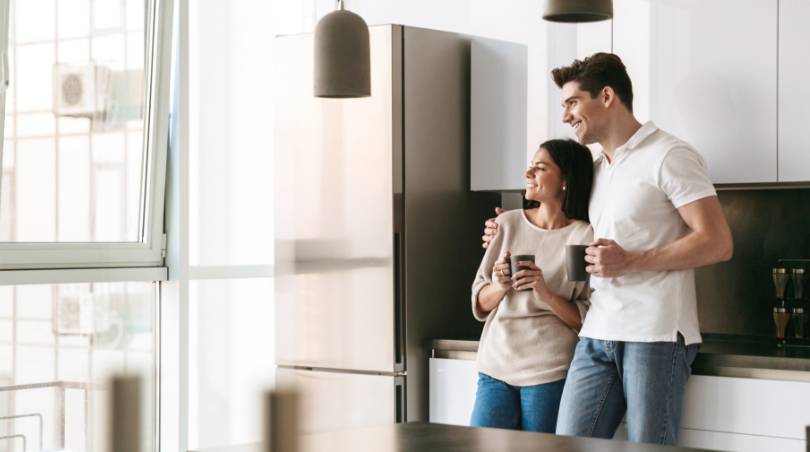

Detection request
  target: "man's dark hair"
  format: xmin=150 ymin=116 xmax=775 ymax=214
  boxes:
xmin=552 ymin=52 xmax=634 ymax=112
xmin=524 ymin=139 xmax=594 ymax=222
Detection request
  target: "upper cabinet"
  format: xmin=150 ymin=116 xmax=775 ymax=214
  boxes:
xmin=470 ymin=37 xmax=528 ymax=191
xmin=778 ymin=0 xmax=810 ymax=182
xmin=614 ymin=0 xmax=778 ymax=184
xmin=473 ymin=0 xmax=809 ymax=189
xmin=470 ymin=23 xmax=611 ymax=191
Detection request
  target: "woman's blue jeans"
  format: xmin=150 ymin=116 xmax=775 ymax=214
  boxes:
xmin=469 ymin=373 xmax=565 ymax=433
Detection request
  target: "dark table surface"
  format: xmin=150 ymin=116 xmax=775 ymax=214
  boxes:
xmin=195 ymin=422 xmax=716 ymax=452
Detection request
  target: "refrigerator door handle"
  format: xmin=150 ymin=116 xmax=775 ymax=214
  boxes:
xmin=1 ymin=51 xmax=9 ymax=94
xmin=394 ymin=231 xmax=404 ymax=370
xmin=395 ymin=376 xmax=406 ymax=423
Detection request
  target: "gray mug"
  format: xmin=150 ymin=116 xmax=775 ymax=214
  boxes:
xmin=566 ymin=245 xmax=588 ymax=282
xmin=510 ymin=254 xmax=535 ymax=291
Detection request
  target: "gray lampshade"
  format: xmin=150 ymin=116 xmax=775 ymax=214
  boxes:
xmin=543 ymin=0 xmax=613 ymax=23
xmin=314 ymin=2 xmax=370 ymax=98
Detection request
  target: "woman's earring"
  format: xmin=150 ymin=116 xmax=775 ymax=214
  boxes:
xmin=562 ymin=185 xmax=567 ymax=191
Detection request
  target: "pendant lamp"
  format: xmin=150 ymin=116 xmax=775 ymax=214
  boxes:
xmin=314 ymin=0 xmax=370 ymax=98
xmin=543 ymin=0 xmax=613 ymax=23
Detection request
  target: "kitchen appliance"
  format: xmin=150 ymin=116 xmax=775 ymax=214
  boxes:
xmin=773 ymin=267 xmax=789 ymax=302
xmin=791 ymin=268 xmax=806 ymax=341
xmin=773 ymin=267 xmax=790 ymax=344
xmin=273 ymin=25 xmax=499 ymax=432
xmin=792 ymin=268 xmax=805 ymax=301
xmin=792 ymin=307 xmax=807 ymax=340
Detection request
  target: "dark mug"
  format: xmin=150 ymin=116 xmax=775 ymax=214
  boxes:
xmin=566 ymin=245 xmax=588 ymax=282
xmin=509 ymin=254 xmax=535 ymax=291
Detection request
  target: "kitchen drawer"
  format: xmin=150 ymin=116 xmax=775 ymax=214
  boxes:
xmin=680 ymin=375 xmax=810 ymax=440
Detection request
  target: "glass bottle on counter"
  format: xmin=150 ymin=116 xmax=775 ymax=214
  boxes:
xmin=792 ymin=307 xmax=807 ymax=341
xmin=774 ymin=306 xmax=790 ymax=345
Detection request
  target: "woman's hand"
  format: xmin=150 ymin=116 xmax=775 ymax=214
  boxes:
xmin=512 ymin=261 xmax=551 ymax=299
xmin=476 ymin=251 xmax=513 ymax=316
xmin=490 ymin=251 xmax=513 ymax=292
xmin=513 ymin=261 xmax=584 ymax=331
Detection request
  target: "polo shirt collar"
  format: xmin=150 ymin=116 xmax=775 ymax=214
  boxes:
xmin=600 ymin=121 xmax=659 ymax=161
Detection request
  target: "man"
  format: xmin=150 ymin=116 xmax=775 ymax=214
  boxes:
xmin=481 ymin=53 xmax=733 ymax=445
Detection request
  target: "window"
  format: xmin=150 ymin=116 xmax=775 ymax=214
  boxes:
xmin=0 ymin=0 xmax=173 ymax=269
xmin=0 ymin=281 xmax=157 ymax=452
xmin=0 ymin=0 xmax=172 ymax=450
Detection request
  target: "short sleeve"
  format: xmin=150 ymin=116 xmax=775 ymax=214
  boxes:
xmin=572 ymin=283 xmax=591 ymax=324
xmin=658 ymin=146 xmax=717 ymax=209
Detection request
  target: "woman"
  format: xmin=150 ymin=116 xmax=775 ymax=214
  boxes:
xmin=469 ymin=138 xmax=594 ymax=433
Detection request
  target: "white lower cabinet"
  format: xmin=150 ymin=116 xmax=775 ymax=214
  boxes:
xmin=678 ymin=428 xmax=804 ymax=452
xmin=617 ymin=424 xmax=805 ymax=452
xmin=428 ymin=358 xmax=478 ymax=426
xmin=680 ymin=375 xmax=810 ymax=441
xmin=429 ymin=358 xmax=810 ymax=451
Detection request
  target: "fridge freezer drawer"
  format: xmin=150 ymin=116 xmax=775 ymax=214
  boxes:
xmin=276 ymin=367 xmax=403 ymax=433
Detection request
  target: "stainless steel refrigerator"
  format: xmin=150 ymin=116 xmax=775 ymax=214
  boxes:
xmin=273 ymin=24 xmax=499 ymax=432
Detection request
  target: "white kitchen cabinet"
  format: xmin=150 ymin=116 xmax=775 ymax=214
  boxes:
xmin=430 ymin=355 xmax=810 ymax=450
xmin=428 ymin=358 xmax=478 ymax=425
xmin=678 ymin=428 xmax=804 ymax=452
xmin=778 ymin=0 xmax=810 ymax=182
xmin=471 ymin=37 xmax=529 ymax=191
xmin=617 ymin=423 xmax=804 ymax=452
xmin=471 ymin=22 xmax=612 ymax=191
xmin=680 ymin=375 xmax=810 ymax=441
xmin=613 ymin=0 xmax=778 ymax=184
xmin=622 ymin=374 xmax=810 ymax=450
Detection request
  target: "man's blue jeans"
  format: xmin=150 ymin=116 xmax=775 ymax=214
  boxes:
xmin=555 ymin=334 xmax=699 ymax=444
xmin=469 ymin=373 xmax=565 ymax=433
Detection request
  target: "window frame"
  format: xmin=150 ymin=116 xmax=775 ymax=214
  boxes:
xmin=0 ymin=0 xmax=175 ymax=270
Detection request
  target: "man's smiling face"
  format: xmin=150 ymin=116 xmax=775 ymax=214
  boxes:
xmin=561 ymin=81 xmax=606 ymax=145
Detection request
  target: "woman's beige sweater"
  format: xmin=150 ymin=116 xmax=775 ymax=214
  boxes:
xmin=471 ymin=209 xmax=593 ymax=386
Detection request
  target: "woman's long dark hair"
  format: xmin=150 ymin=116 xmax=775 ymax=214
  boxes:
xmin=523 ymin=139 xmax=594 ymax=222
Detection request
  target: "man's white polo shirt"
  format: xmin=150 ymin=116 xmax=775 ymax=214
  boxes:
xmin=580 ymin=121 xmax=717 ymax=345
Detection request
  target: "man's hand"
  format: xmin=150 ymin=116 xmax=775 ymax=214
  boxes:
xmin=482 ymin=207 xmax=505 ymax=249
xmin=585 ymin=238 xmax=640 ymax=277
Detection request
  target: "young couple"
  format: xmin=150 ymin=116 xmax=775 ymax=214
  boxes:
xmin=470 ymin=53 xmax=734 ymax=445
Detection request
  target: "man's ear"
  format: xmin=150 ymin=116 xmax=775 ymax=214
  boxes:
xmin=601 ymin=86 xmax=616 ymax=108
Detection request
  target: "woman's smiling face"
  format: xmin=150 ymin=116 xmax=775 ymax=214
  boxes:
xmin=524 ymin=147 xmax=565 ymax=203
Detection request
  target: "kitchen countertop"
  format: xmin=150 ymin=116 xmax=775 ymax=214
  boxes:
xmin=432 ymin=334 xmax=810 ymax=382
xmin=194 ymin=422 xmax=716 ymax=452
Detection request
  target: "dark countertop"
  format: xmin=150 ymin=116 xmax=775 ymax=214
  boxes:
xmin=195 ymin=423 xmax=715 ymax=452
xmin=432 ymin=334 xmax=810 ymax=382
